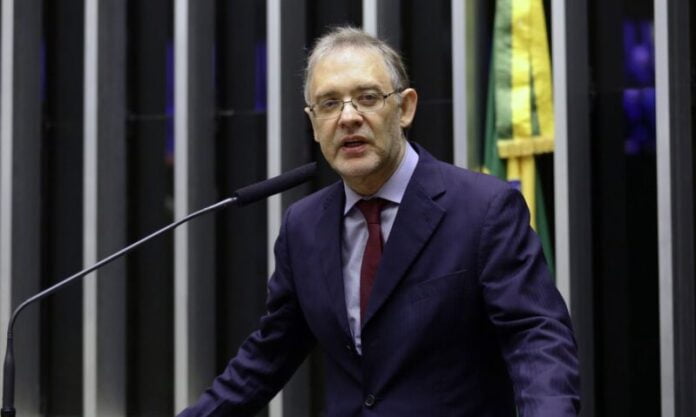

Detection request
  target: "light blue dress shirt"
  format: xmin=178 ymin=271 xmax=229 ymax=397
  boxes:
xmin=341 ymin=143 xmax=419 ymax=354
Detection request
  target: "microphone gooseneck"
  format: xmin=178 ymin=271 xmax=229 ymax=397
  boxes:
xmin=1 ymin=162 xmax=317 ymax=416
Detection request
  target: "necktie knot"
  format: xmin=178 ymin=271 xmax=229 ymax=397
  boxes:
xmin=356 ymin=198 xmax=387 ymax=225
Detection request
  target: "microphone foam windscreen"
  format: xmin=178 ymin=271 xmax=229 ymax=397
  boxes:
xmin=233 ymin=162 xmax=317 ymax=206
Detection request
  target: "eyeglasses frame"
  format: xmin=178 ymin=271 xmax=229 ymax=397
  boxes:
xmin=306 ymin=90 xmax=401 ymax=120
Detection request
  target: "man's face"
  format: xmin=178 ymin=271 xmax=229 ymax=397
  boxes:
xmin=305 ymin=47 xmax=417 ymax=194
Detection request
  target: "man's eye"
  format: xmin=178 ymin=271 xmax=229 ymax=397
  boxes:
xmin=356 ymin=93 xmax=380 ymax=106
xmin=319 ymin=100 xmax=340 ymax=111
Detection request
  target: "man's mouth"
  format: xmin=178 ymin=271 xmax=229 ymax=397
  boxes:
xmin=343 ymin=140 xmax=365 ymax=148
xmin=341 ymin=136 xmax=368 ymax=149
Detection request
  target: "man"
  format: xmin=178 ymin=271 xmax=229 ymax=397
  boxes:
xmin=180 ymin=27 xmax=580 ymax=417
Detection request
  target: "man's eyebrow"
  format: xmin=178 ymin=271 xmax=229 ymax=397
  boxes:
xmin=353 ymin=84 xmax=382 ymax=92
xmin=313 ymin=84 xmax=384 ymax=101
xmin=313 ymin=90 xmax=339 ymax=101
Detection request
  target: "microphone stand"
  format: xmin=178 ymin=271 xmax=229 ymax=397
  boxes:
xmin=1 ymin=197 xmax=236 ymax=417
xmin=1 ymin=160 xmax=316 ymax=416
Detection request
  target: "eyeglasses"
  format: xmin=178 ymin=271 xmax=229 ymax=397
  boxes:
xmin=307 ymin=90 xmax=400 ymax=120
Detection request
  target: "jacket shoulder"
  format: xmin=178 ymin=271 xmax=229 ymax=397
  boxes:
xmin=434 ymin=160 xmax=514 ymax=202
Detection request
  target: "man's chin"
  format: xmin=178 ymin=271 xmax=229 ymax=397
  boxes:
xmin=334 ymin=160 xmax=380 ymax=182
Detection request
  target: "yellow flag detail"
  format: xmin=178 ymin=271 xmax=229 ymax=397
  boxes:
xmin=500 ymin=0 xmax=554 ymax=231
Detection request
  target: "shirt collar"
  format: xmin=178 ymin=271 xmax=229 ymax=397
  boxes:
xmin=343 ymin=142 xmax=419 ymax=214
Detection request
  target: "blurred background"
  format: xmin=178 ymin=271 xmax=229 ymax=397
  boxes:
xmin=0 ymin=0 xmax=693 ymax=416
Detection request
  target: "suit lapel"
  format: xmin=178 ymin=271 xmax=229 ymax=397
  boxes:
xmin=316 ymin=183 xmax=352 ymax=338
xmin=362 ymin=149 xmax=446 ymax=327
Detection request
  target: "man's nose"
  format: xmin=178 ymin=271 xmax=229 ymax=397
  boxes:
xmin=338 ymin=101 xmax=363 ymax=128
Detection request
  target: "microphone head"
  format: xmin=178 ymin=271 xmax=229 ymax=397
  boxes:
xmin=233 ymin=162 xmax=317 ymax=206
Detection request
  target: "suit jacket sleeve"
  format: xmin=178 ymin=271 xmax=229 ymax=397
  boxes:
xmin=477 ymin=187 xmax=580 ymax=416
xmin=177 ymin=206 xmax=316 ymax=417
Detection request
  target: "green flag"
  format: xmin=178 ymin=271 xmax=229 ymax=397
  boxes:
xmin=482 ymin=0 xmax=555 ymax=275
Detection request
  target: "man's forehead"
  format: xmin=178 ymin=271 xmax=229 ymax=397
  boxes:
xmin=309 ymin=47 xmax=391 ymax=97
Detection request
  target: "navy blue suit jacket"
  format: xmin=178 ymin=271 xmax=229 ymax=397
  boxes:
xmin=179 ymin=143 xmax=580 ymax=416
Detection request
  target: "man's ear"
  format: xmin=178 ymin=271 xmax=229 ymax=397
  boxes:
xmin=304 ymin=107 xmax=319 ymax=142
xmin=399 ymin=88 xmax=418 ymax=128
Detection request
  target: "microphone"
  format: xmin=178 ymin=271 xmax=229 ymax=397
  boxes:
xmin=1 ymin=162 xmax=317 ymax=417
xmin=233 ymin=161 xmax=316 ymax=206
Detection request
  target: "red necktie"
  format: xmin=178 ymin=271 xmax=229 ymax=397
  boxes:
xmin=356 ymin=198 xmax=387 ymax=322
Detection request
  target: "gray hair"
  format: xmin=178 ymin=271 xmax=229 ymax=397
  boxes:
xmin=303 ymin=26 xmax=410 ymax=103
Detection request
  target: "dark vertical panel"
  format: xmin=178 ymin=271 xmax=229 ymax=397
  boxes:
xmin=41 ymin=0 xmax=84 ymax=414
xmin=309 ymin=0 xmax=361 ymax=39
xmin=590 ymin=3 xmax=632 ymax=416
xmin=11 ymin=0 xmax=43 ymax=414
xmin=186 ymin=0 xmax=218 ymax=398
xmin=667 ymin=0 xmax=696 ymax=415
xmin=95 ymin=0 xmax=127 ymax=412
xmin=590 ymin=0 xmax=660 ymax=416
xmin=282 ymin=0 xmax=315 ymax=198
xmin=401 ymin=0 xmax=452 ymax=162
xmin=377 ymin=0 xmax=401 ymax=50
xmin=126 ymin=0 xmax=174 ymax=414
xmin=280 ymin=3 xmax=313 ymax=415
xmin=215 ymin=3 xmax=268 ymax=417
xmin=470 ymin=0 xmax=495 ymax=170
xmin=563 ymin=1 xmax=596 ymax=416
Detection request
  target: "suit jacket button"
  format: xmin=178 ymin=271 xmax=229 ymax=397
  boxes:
xmin=364 ymin=394 xmax=376 ymax=408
